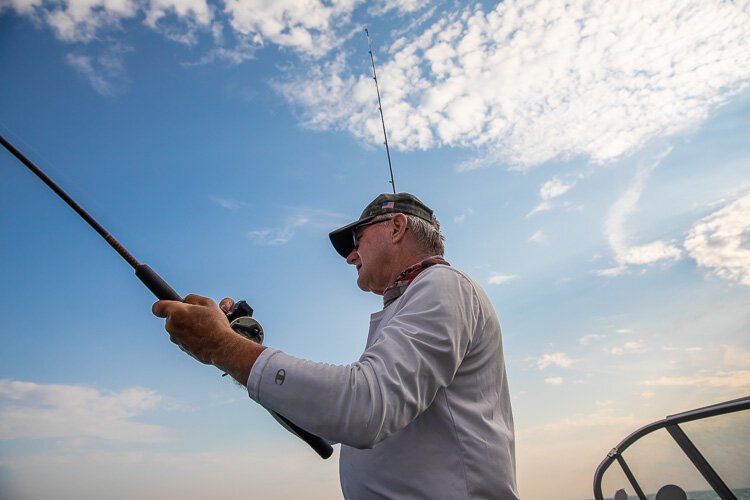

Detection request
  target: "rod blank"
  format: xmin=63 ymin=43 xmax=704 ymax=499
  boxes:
xmin=1 ymin=133 xmax=332 ymax=459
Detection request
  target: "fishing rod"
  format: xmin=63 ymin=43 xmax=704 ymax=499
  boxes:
xmin=365 ymin=28 xmax=397 ymax=194
xmin=0 ymin=133 xmax=333 ymax=460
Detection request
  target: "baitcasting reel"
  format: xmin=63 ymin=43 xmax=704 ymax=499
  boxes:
xmin=226 ymin=300 xmax=264 ymax=344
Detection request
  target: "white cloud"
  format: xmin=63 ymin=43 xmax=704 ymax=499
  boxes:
xmin=280 ymin=0 xmax=750 ymax=168
xmin=661 ymin=345 xmax=703 ymax=353
xmin=641 ymin=370 xmax=750 ymax=389
xmin=144 ymin=0 xmax=212 ymax=29
xmin=544 ymin=376 xmax=564 ymax=385
xmin=143 ymin=0 xmax=214 ymax=45
xmin=34 ymin=0 xmax=138 ymax=42
xmin=528 ymin=178 xmax=576 ymax=216
xmin=248 ymin=207 xmax=347 ymax=245
xmin=488 ymin=273 xmax=518 ymax=285
xmin=0 ymin=379 xmax=169 ymax=443
xmin=2 ymin=0 xmax=352 ymax=56
xmin=249 ymin=215 xmax=310 ymax=245
xmin=65 ymin=45 xmax=131 ymax=96
xmin=0 ymin=0 xmax=44 ymax=15
xmin=453 ymin=208 xmax=473 ymax=224
xmin=594 ymin=265 xmax=625 ymax=277
xmin=619 ymin=241 xmax=683 ymax=266
xmin=521 ymin=402 xmax=640 ymax=435
xmin=684 ymin=192 xmax=750 ymax=286
xmin=527 ymin=200 xmax=552 ymax=217
xmin=9 ymin=0 xmax=748 ymax=160
xmin=212 ymin=196 xmax=245 ymax=210
xmin=536 ymin=352 xmax=573 ymax=370
xmin=223 ymin=0 xmax=361 ymax=58
xmin=540 ymin=178 xmax=574 ymax=201
xmin=604 ymin=341 xmax=646 ymax=355
xmin=455 ymin=155 xmax=501 ymax=173
xmin=596 ymin=153 xmax=682 ymax=275
xmin=528 ymin=229 xmax=547 ymax=244
xmin=579 ymin=334 xmax=604 ymax=345
xmin=188 ymin=35 xmax=261 ymax=65
xmin=367 ymin=0 xmax=427 ymax=16
xmin=722 ymin=345 xmax=750 ymax=369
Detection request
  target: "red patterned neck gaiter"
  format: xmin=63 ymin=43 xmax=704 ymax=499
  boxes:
xmin=382 ymin=256 xmax=450 ymax=308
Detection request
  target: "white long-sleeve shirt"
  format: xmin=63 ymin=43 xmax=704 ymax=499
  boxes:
xmin=247 ymin=265 xmax=518 ymax=499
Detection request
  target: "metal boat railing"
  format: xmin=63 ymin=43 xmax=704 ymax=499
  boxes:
xmin=593 ymin=395 xmax=750 ymax=500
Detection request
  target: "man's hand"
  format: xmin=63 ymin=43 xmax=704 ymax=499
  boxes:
xmin=152 ymin=294 xmax=264 ymax=384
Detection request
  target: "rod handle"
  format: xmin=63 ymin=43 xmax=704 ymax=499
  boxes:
xmin=135 ymin=264 xmax=182 ymax=301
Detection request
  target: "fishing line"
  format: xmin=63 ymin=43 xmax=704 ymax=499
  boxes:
xmin=365 ymin=28 xmax=397 ymax=194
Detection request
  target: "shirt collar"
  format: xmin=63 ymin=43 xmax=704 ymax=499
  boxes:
xmin=382 ymin=256 xmax=450 ymax=308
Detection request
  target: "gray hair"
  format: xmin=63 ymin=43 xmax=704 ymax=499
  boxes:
xmin=406 ymin=214 xmax=445 ymax=256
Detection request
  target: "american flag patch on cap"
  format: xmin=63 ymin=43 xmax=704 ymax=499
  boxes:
xmin=381 ymin=201 xmax=395 ymax=209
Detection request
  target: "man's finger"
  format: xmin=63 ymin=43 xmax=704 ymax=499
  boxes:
xmin=184 ymin=294 xmax=214 ymax=307
xmin=152 ymin=299 xmax=180 ymax=318
xmin=219 ymin=297 xmax=235 ymax=313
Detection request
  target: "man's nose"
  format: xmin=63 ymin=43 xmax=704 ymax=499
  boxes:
xmin=346 ymin=249 xmax=359 ymax=265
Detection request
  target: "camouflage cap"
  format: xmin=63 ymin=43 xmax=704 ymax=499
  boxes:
xmin=329 ymin=193 xmax=435 ymax=258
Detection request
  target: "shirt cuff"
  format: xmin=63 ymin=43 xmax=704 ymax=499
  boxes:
xmin=246 ymin=347 xmax=281 ymax=402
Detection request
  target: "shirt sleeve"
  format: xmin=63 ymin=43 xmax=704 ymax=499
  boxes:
xmin=246 ymin=267 xmax=481 ymax=449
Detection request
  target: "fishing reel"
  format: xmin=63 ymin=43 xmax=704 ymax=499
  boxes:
xmin=226 ymin=300 xmax=264 ymax=345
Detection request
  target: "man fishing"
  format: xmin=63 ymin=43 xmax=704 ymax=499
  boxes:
xmin=153 ymin=192 xmax=519 ymax=499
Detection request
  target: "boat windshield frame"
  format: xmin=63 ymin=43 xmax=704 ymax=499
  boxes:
xmin=592 ymin=395 xmax=750 ymax=500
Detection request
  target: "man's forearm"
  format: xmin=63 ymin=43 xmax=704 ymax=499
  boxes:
xmin=212 ymin=334 xmax=266 ymax=385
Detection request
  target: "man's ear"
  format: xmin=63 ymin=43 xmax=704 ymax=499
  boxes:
xmin=391 ymin=213 xmax=408 ymax=243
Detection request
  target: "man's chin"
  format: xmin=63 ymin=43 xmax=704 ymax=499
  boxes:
xmin=356 ymin=274 xmax=385 ymax=295
xmin=356 ymin=276 xmax=370 ymax=292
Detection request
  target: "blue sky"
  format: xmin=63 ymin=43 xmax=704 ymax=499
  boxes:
xmin=1 ymin=0 xmax=749 ymax=498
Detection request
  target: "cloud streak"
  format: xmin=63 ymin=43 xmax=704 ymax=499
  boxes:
xmin=488 ymin=273 xmax=518 ymax=285
xmin=0 ymin=379 xmax=170 ymax=443
xmin=641 ymin=370 xmax=750 ymax=389
xmin=212 ymin=196 xmax=245 ymax=211
xmin=249 ymin=214 xmax=310 ymax=245
xmin=528 ymin=177 xmax=577 ymax=216
xmin=579 ymin=334 xmax=604 ymax=345
xmin=520 ymin=402 xmax=640 ymax=436
xmin=536 ymin=352 xmax=573 ymax=370
xmin=685 ymin=192 xmax=750 ymax=286
xmin=596 ymin=152 xmax=682 ymax=276
xmin=65 ymin=45 xmax=131 ymax=96
xmin=604 ymin=340 xmax=646 ymax=356
xmin=248 ymin=207 xmax=347 ymax=245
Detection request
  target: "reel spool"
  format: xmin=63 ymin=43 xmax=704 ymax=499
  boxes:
xmin=229 ymin=316 xmax=264 ymax=344
xmin=226 ymin=300 xmax=264 ymax=344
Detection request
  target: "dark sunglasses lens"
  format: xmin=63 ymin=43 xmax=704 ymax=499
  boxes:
xmin=351 ymin=217 xmax=390 ymax=249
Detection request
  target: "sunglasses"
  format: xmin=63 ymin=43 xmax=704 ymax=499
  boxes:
xmin=352 ymin=216 xmax=393 ymax=249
